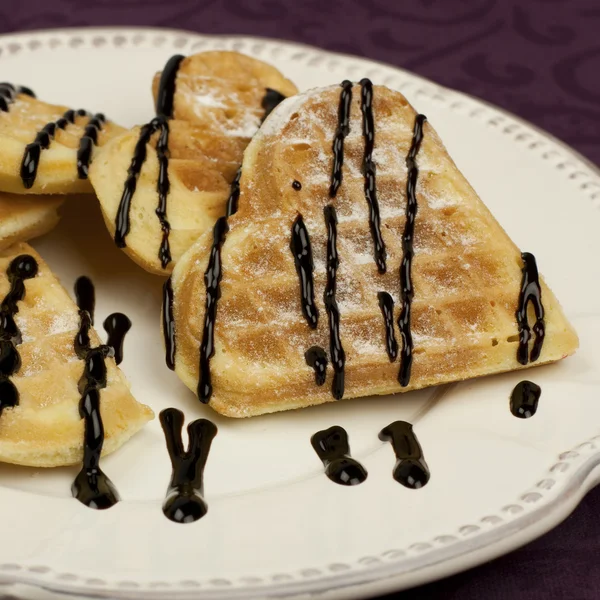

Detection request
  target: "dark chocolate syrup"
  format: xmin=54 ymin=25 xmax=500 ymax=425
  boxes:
xmin=115 ymin=55 xmax=186 ymax=268
xmin=324 ymin=205 xmax=345 ymax=400
xmin=292 ymin=180 xmax=302 ymax=191
xmin=290 ymin=214 xmax=319 ymax=329
xmin=0 ymin=255 xmax=38 ymax=413
xmin=379 ymin=420 xmax=430 ymax=489
xmin=159 ymin=407 xmax=217 ymax=524
xmin=198 ymin=216 xmax=229 ymax=403
xmin=261 ymin=88 xmax=287 ymax=122
xmin=510 ymin=380 xmax=541 ymax=419
xmin=155 ymin=54 xmax=185 ymax=118
xmin=515 ymin=252 xmax=545 ymax=365
xmin=226 ymin=168 xmax=242 ymax=218
xmin=305 ymin=346 xmax=328 ymax=386
xmin=0 ymin=83 xmax=35 ymax=112
xmin=311 ymin=426 xmax=367 ymax=486
xmin=74 ymin=276 xmax=95 ymax=324
xmin=20 ymin=108 xmax=87 ymax=189
xmin=398 ymin=114 xmax=427 ymax=387
xmin=360 ymin=79 xmax=386 ymax=274
xmin=329 ymin=80 xmax=353 ymax=198
xmin=163 ymin=277 xmax=176 ymax=371
xmin=114 ymin=118 xmax=165 ymax=249
xmin=195 ymin=173 xmax=242 ymax=402
xmin=103 ymin=313 xmax=131 ymax=365
xmin=378 ymin=291 xmax=398 ymax=362
xmin=76 ymin=113 xmax=105 ymax=179
xmin=155 ymin=120 xmax=173 ymax=268
xmin=72 ymin=277 xmax=121 ymax=510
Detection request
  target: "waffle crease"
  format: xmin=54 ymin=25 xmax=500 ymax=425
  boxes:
xmin=169 ymin=84 xmax=578 ymax=418
xmin=90 ymin=51 xmax=297 ymax=274
xmin=0 ymin=243 xmax=153 ymax=466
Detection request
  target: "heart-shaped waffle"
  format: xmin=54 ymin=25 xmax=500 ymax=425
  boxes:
xmin=0 ymin=83 xmax=124 ymax=194
xmin=89 ymin=51 xmax=297 ymax=275
xmin=164 ymin=83 xmax=578 ymax=418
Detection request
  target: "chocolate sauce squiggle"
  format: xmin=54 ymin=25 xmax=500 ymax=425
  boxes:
xmin=379 ymin=420 xmax=430 ymax=489
xmin=378 ymin=291 xmax=398 ymax=362
xmin=198 ymin=217 xmax=229 ymax=403
xmin=163 ymin=277 xmax=176 ymax=371
xmin=0 ymin=255 xmax=38 ymax=414
xmin=115 ymin=55 xmax=185 ymax=268
xmin=195 ymin=171 xmax=244 ymax=400
xmin=329 ymin=80 xmax=353 ymax=198
xmin=305 ymin=346 xmax=328 ymax=386
xmin=20 ymin=108 xmax=87 ymax=189
xmin=0 ymin=83 xmax=35 ymax=112
xmin=76 ymin=113 xmax=105 ymax=179
xmin=515 ymin=252 xmax=545 ymax=365
xmin=398 ymin=114 xmax=427 ymax=387
xmin=290 ymin=214 xmax=319 ymax=329
xmin=160 ymin=407 xmax=217 ymax=524
xmin=72 ymin=276 xmax=129 ymax=510
xmin=261 ymin=88 xmax=287 ymax=122
xmin=311 ymin=426 xmax=367 ymax=486
xmin=114 ymin=118 xmax=166 ymax=249
xmin=103 ymin=313 xmax=131 ymax=365
xmin=324 ymin=205 xmax=345 ymax=400
xmin=155 ymin=54 xmax=185 ymax=118
xmin=360 ymin=79 xmax=386 ymax=273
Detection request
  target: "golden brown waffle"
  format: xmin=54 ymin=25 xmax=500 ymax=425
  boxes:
xmin=0 ymin=191 xmax=63 ymax=249
xmin=89 ymin=51 xmax=298 ymax=275
xmin=0 ymin=243 xmax=153 ymax=466
xmin=0 ymin=87 xmax=124 ymax=195
xmin=167 ymin=84 xmax=578 ymax=418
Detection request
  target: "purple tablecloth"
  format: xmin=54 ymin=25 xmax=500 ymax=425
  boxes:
xmin=2 ymin=1 xmax=598 ymax=598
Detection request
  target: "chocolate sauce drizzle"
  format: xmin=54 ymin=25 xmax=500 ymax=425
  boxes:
xmin=324 ymin=205 xmax=345 ymax=400
xmin=20 ymin=108 xmax=87 ymax=189
xmin=311 ymin=426 xmax=367 ymax=486
xmin=305 ymin=346 xmax=328 ymax=386
xmin=398 ymin=114 xmax=427 ymax=387
xmin=360 ymin=79 xmax=386 ymax=273
xmin=115 ymin=55 xmax=185 ymax=269
xmin=0 ymin=255 xmax=38 ymax=414
xmin=510 ymin=380 xmax=541 ymax=419
xmin=155 ymin=54 xmax=185 ymax=118
xmin=160 ymin=407 xmax=217 ymax=524
xmin=198 ymin=217 xmax=229 ymax=403
xmin=74 ymin=276 xmax=95 ymax=323
xmin=72 ymin=276 xmax=131 ymax=510
xmin=329 ymin=80 xmax=353 ymax=198
xmin=516 ymin=252 xmax=545 ymax=365
xmin=163 ymin=277 xmax=176 ymax=371
xmin=261 ymin=88 xmax=287 ymax=122
xmin=76 ymin=113 xmax=105 ymax=179
xmin=378 ymin=292 xmax=398 ymax=362
xmin=290 ymin=214 xmax=319 ymax=329
xmin=379 ymin=421 xmax=430 ymax=489
xmin=103 ymin=313 xmax=131 ymax=365
xmin=194 ymin=168 xmax=247 ymax=400
xmin=226 ymin=168 xmax=242 ymax=218
xmin=0 ymin=83 xmax=35 ymax=112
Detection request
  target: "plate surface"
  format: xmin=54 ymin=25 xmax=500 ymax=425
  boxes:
xmin=0 ymin=27 xmax=599 ymax=600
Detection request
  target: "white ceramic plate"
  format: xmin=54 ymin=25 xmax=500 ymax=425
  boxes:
xmin=0 ymin=27 xmax=598 ymax=600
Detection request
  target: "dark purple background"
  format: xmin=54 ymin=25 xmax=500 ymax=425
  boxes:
xmin=2 ymin=1 xmax=598 ymax=598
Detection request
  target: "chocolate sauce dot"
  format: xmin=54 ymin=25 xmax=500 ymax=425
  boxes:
xmin=292 ymin=180 xmax=302 ymax=191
